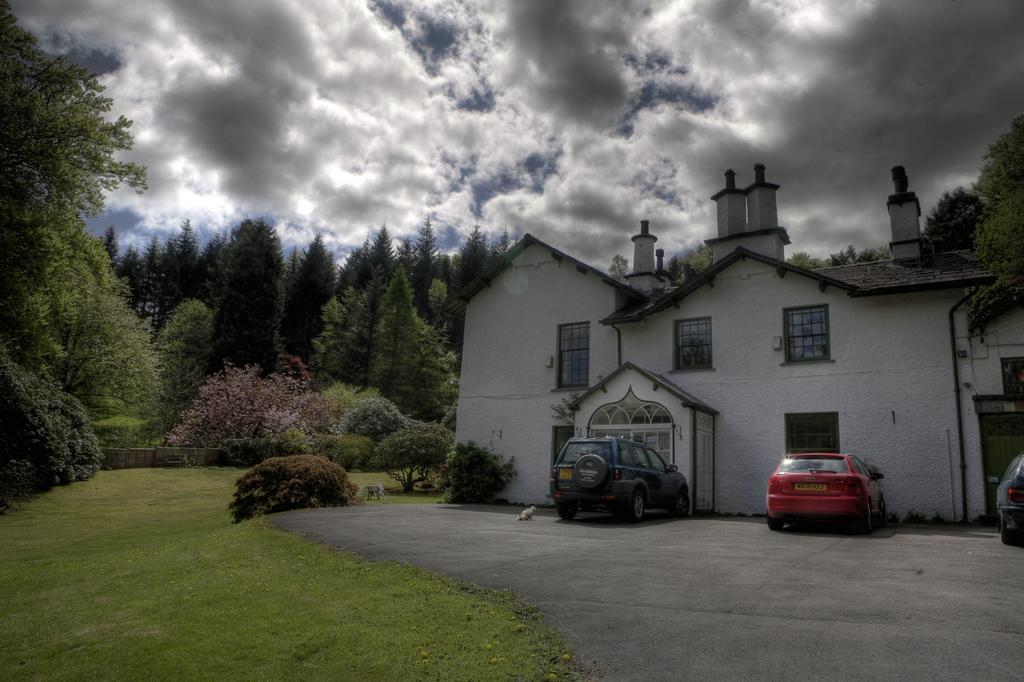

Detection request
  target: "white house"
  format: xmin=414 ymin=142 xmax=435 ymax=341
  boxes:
xmin=451 ymin=164 xmax=1024 ymax=520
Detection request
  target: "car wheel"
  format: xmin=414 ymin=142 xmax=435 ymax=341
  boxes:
xmin=556 ymin=502 xmax=578 ymax=520
xmin=876 ymin=496 xmax=887 ymax=529
xmin=854 ymin=499 xmax=873 ymax=535
xmin=999 ymin=515 xmax=1018 ymax=546
xmin=667 ymin=488 xmax=690 ymax=517
xmin=621 ymin=489 xmax=645 ymax=523
xmin=767 ymin=515 xmax=785 ymax=531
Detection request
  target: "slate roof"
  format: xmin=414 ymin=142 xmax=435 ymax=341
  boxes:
xmin=567 ymin=361 xmax=719 ymax=415
xmin=444 ymin=232 xmax=646 ymax=314
xmin=816 ymin=251 xmax=995 ymax=297
xmin=602 ymin=247 xmax=856 ymax=324
xmin=446 ymin=232 xmax=996 ymax=323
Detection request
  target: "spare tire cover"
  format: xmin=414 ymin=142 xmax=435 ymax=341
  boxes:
xmin=575 ymin=454 xmax=609 ymax=490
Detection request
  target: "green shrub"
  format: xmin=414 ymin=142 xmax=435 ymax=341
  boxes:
xmin=374 ymin=423 xmax=453 ymax=492
xmin=341 ymin=397 xmax=408 ymax=441
xmin=229 ymin=455 xmax=359 ymax=522
xmin=444 ymin=441 xmax=516 ymax=503
xmin=1 ymin=354 xmax=102 ymax=511
xmin=312 ymin=433 xmax=374 ymax=471
xmin=320 ymin=382 xmax=381 ymax=425
xmin=220 ymin=428 xmax=311 ymax=467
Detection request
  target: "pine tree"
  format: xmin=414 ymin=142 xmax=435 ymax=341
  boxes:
xmin=369 ymin=224 xmax=394 ymax=281
xmin=396 ymin=237 xmax=415 ymax=274
xmin=154 ymin=219 xmax=200 ymax=329
xmin=102 ymin=226 xmax=119 ymax=265
xmin=196 ymin=230 xmax=227 ymax=307
xmin=372 ymin=267 xmax=418 ymax=401
xmin=116 ymin=244 xmax=145 ymax=309
xmin=412 ymin=218 xmax=438 ymax=319
xmin=491 ymin=227 xmax=512 ymax=258
xmin=137 ymin=235 xmax=163 ymax=323
xmin=456 ymin=224 xmax=490 ymax=289
xmin=281 ymin=234 xmax=336 ymax=361
xmin=337 ymin=237 xmax=372 ymax=293
xmin=311 ymin=278 xmax=383 ymax=387
xmin=210 ymin=218 xmax=284 ymax=374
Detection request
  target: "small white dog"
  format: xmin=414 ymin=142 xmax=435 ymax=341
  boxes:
xmin=514 ymin=505 xmax=537 ymax=521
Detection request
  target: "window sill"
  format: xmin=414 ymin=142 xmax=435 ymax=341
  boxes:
xmin=551 ymin=386 xmax=588 ymax=393
xmin=779 ymin=359 xmax=835 ymax=366
xmin=669 ymin=367 xmax=715 ymax=374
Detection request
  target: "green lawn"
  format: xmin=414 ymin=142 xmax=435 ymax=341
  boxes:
xmin=347 ymin=470 xmax=444 ymax=504
xmin=0 ymin=469 xmax=575 ymax=680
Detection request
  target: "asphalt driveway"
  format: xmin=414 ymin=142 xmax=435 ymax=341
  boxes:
xmin=273 ymin=505 xmax=1023 ymax=680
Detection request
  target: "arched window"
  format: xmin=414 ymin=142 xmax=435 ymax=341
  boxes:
xmin=590 ymin=388 xmax=672 ymax=426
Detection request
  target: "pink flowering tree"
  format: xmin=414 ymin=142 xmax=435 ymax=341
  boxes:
xmin=167 ymin=364 xmax=330 ymax=447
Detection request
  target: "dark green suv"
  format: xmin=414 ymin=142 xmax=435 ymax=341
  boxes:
xmin=550 ymin=437 xmax=690 ymax=522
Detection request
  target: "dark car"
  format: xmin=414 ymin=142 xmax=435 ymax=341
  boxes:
xmin=550 ymin=437 xmax=690 ymax=522
xmin=765 ymin=453 xmax=886 ymax=533
xmin=996 ymin=452 xmax=1024 ymax=546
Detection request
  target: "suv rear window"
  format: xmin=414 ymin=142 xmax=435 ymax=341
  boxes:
xmin=558 ymin=442 xmax=612 ymax=465
xmin=778 ymin=456 xmax=848 ymax=474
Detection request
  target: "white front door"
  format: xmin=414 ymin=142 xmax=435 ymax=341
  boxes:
xmin=694 ymin=411 xmax=714 ymax=512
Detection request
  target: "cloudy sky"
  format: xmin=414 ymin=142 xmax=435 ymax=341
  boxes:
xmin=12 ymin=0 xmax=1024 ymax=265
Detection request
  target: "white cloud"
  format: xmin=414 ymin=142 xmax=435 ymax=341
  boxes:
xmin=12 ymin=0 xmax=1024 ymax=263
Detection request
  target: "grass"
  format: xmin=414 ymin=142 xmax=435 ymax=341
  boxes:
xmin=346 ymin=471 xmax=444 ymax=504
xmin=0 ymin=469 xmax=575 ymax=680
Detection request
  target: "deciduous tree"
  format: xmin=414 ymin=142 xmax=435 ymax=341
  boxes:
xmin=924 ymin=187 xmax=983 ymax=253
xmin=156 ymin=299 xmax=213 ymax=429
xmin=0 ymin=1 xmax=146 ymax=216
xmin=975 ymin=114 xmax=1024 ymax=279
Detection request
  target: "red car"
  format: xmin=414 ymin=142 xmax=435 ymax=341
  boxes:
xmin=765 ymin=453 xmax=886 ymax=533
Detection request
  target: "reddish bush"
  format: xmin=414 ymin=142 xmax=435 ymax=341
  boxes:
xmin=167 ymin=364 xmax=330 ymax=447
xmin=228 ymin=455 xmax=360 ymax=522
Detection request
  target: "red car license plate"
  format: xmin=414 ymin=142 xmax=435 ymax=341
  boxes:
xmin=794 ymin=482 xmax=827 ymax=491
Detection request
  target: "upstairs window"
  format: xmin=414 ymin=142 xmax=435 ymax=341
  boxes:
xmin=1002 ymin=357 xmax=1024 ymax=394
xmin=675 ymin=317 xmax=712 ymax=370
xmin=784 ymin=305 xmax=830 ymax=362
xmin=558 ymin=322 xmax=589 ymax=388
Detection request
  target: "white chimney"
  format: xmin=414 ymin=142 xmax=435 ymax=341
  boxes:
xmin=706 ymin=163 xmax=790 ymax=263
xmin=624 ymin=220 xmax=667 ymax=291
xmin=745 ymin=163 xmax=780 ymax=230
xmin=711 ymin=169 xmax=746 ymax=236
xmin=887 ymin=165 xmax=922 ymax=261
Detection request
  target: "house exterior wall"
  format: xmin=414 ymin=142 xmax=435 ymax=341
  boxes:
xmin=456 ymin=243 xmax=620 ymax=503
xmin=959 ymin=305 xmax=1024 ymax=513
xmin=964 ymin=306 xmax=1024 ymax=394
xmin=619 ymin=257 xmax=975 ymax=518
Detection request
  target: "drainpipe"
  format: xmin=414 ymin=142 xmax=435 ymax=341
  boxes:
xmin=949 ymin=292 xmax=972 ymax=523
xmin=612 ymin=323 xmax=622 ymax=366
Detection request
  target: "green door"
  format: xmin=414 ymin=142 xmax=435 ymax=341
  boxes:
xmin=980 ymin=414 xmax=1024 ymax=514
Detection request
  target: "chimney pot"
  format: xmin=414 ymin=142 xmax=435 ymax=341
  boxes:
xmin=655 ymin=248 xmax=665 ymax=273
xmin=640 ymin=219 xmax=650 ymax=235
xmin=754 ymin=163 xmax=766 ymax=183
xmin=891 ymin=166 xmax=908 ymax=194
xmin=725 ymin=169 xmax=736 ymax=189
